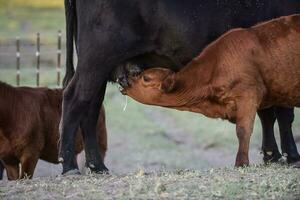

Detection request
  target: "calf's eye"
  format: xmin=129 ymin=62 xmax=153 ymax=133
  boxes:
xmin=143 ymin=75 xmax=151 ymax=82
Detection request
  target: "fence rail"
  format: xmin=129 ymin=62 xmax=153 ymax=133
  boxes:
xmin=0 ymin=30 xmax=64 ymax=87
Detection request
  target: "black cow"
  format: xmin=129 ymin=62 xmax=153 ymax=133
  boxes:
xmin=60 ymin=0 xmax=300 ymax=174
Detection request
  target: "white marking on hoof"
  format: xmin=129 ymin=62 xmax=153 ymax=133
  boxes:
xmin=266 ymin=151 xmax=273 ymax=156
xmin=58 ymin=157 xmax=64 ymax=163
xmin=89 ymin=163 xmax=95 ymax=169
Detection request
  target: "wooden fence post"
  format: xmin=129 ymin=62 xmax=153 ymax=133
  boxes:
xmin=57 ymin=30 xmax=62 ymax=87
xmin=36 ymin=33 xmax=40 ymax=87
xmin=16 ymin=37 xmax=20 ymax=86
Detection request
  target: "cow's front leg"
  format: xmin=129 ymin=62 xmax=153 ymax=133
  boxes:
xmin=235 ymin=91 xmax=260 ymax=167
xmin=257 ymin=107 xmax=282 ymax=163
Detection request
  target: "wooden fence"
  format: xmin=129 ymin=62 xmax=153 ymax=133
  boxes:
xmin=1 ymin=30 xmax=63 ymax=87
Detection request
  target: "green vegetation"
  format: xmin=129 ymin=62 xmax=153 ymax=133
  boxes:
xmin=0 ymin=0 xmax=64 ymax=40
xmin=0 ymin=0 xmax=63 ymax=9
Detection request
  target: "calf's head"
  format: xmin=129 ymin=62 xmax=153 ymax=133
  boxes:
xmin=121 ymin=68 xmax=177 ymax=104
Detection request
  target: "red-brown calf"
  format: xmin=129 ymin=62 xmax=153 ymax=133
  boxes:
xmin=121 ymin=14 xmax=300 ymax=167
xmin=0 ymin=82 xmax=107 ymax=180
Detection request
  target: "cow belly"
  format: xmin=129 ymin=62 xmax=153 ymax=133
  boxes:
xmin=262 ymin=80 xmax=300 ymax=108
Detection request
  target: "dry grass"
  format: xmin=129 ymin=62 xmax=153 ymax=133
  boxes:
xmin=0 ymin=164 xmax=299 ymax=200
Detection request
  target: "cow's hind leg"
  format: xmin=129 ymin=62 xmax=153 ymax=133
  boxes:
xmin=275 ymin=107 xmax=300 ymax=167
xmin=257 ymin=107 xmax=282 ymax=163
xmin=59 ymin=58 xmax=112 ymax=174
xmin=80 ymin=82 xmax=108 ymax=173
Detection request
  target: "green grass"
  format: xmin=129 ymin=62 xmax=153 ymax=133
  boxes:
xmin=0 ymin=5 xmax=64 ymax=41
xmin=0 ymin=67 xmax=64 ymax=87
xmin=0 ymin=165 xmax=299 ymax=199
xmin=0 ymin=0 xmax=63 ymax=9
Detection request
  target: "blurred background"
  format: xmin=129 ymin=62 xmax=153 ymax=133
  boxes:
xmin=0 ymin=0 xmax=299 ymax=177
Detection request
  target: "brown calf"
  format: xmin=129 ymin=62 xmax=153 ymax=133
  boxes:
xmin=121 ymin=14 xmax=300 ymax=167
xmin=0 ymin=82 xmax=107 ymax=180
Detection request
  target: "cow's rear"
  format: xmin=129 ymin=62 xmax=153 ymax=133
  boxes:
xmin=250 ymin=15 xmax=300 ymax=107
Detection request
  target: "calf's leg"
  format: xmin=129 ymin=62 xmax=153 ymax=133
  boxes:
xmin=19 ymin=152 xmax=39 ymax=179
xmin=235 ymin=91 xmax=260 ymax=167
xmin=275 ymin=107 xmax=300 ymax=166
xmin=2 ymin=157 xmax=20 ymax=180
xmin=5 ymin=164 xmax=19 ymax=180
xmin=257 ymin=107 xmax=282 ymax=163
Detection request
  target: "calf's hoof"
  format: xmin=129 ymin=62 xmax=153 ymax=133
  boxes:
xmin=235 ymin=156 xmax=249 ymax=167
xmin=234 ymin=163 xmax=250 ymax=168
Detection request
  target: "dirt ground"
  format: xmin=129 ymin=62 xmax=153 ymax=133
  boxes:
xmin=1 ymin=165 xmax=299 ymax=200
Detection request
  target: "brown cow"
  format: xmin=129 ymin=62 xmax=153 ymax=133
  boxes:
xmin=0 ymin=82 xmax=107 ymax=180
xmin=121 ymin=14 xmax=300 ymax=167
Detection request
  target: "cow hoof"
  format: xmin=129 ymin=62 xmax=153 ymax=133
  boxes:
xmin=63 ymin=169 xmax=81 ymax=176
xmin=262 ymin=151 xmax=282 ymax=164
xmin=290 ymin=160 xmax=300 ymax=168
xmin=89 ymin=165 xmax=109 ymax=174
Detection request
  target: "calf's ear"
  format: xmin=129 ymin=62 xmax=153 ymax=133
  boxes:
xmin=160 ymin=73 xmax=176 ymax=93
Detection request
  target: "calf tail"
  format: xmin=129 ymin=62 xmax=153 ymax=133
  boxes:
xmin=63 ymin=0 xmax=77 ymax=88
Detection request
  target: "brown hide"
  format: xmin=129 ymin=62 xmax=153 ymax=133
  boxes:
xmin=122 ymin=14 xmax=300 ymax=167
xmin=0 ymin=82 xmax=107 ymax=180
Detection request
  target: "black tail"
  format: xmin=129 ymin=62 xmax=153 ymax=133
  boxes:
xmin=63 ymin=0 xmax=77 ymax=88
